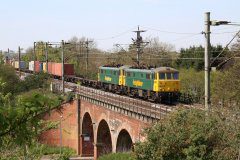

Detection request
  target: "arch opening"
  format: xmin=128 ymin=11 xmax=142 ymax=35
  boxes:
xmin=82 ymin=112 xmax=94 ymax=156
xmin=97 ymin=120 xmax=112 ymax=157
xmin=116 ymin=129 xmax=133 ymax=152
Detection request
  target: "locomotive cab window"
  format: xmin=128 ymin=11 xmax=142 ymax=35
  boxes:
xmin=113 ymin=71 xmax=116 ymax=75
xmin=146 ymin=73 xmax=150 ymax=79
xmin=127 ymin=72 xmax=131 ymax=77
xmin=167 ymin=73 xmax=172 ymax=79
xmin=159 ymin=73 xmax=165 ymax=80
xmin=101 ymin=69 xmax=103 ymax=74
xmin=173 ymin=72 xmax=179 ymax=79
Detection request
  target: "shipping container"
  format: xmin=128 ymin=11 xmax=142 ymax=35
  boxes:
xmin=11 ymin=61 xmax=14 ymax=67
xmin=34 ymin=61 xmax=40 ymax=72
xmin=29 ymin=61 xmax=35 ymax=71
xmin=48 ymin=62 xmax=74 ymax=77
xmin=43 ymin=62 xmax=47 ymax=73
xmin=39 ymin=62 xmax=43 ymax=72
xmin=48 ymin=62 xmax=53 ymax=74
xmin=14 ymin=61 xmax=26 ymax=69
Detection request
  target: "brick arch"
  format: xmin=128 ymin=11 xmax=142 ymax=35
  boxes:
xmin=81 ymin=112 xmax=94 ymax=156
xmin=96 ymin=119 xmax=112 ymax=157
xmin=116 ymin=129 xmax=133 ymax=152
xmin=115 ymin=122 xmax=138 ymax=144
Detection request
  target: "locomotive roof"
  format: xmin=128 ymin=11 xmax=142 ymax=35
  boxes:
xmin=125 ymin=67 xmax=178 ymax=73
xmin=153 ymin=67 xmax=178 ymax=72
xmin=100 ymin=65 xmax=131 ymax=70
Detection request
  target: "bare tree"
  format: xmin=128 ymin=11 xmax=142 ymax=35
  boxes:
xmin=143 ymin=37 xmax=176 ymax=67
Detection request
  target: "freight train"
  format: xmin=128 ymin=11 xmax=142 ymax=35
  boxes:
xmin=8 ymin=60 xmax=74 ymax=77
xmin=6 ymin=60 xmax=180 ymax=103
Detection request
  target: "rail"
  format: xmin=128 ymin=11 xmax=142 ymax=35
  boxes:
xmin=76 ymin=86 xmax=174 ymax=122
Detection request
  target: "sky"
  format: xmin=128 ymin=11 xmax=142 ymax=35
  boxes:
xmin=0 ymin=0 xmax=239 ymax=52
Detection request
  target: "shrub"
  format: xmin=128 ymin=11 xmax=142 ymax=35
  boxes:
xmin=99 ymin=152 xmax=135 ymax=160
xmin=134 ymin=108 xmax=239 ymax=160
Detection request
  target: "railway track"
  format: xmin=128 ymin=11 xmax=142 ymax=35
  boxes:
xmin=62 ymin=80 xmax=177 ymax=120
xmin=18 ymin=71 xmax=202 ymax=120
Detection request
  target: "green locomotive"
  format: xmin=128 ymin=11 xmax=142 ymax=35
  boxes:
xmin=98 ymin=65 xmax=180 ymax=102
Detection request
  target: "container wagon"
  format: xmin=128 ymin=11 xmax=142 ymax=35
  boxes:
xmin=48 ymin=62 xmax=74 ymax=77
xmin=14 ymin=61 xmax=27 ymax=69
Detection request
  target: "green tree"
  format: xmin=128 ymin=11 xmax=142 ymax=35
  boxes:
xmin=134 ymin=109 xmax=240 ymax=160
xmin=0 ymin=64 xmax=20 ymax=95
xmin=176 ymin=45 xmax=228 ymax=70
xmin=0 ymin=64 xmax=64 ymax=158
xmin=179 ymin=68 xmax=204 ymax=103
xmin=212 ymin=61 xmax=240 ymax=106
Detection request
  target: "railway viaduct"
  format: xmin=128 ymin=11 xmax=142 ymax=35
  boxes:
xmin=40 ymin=85 xmax=173 ymax=159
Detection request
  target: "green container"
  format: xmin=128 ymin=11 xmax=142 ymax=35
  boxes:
xmin=99 ymin=66 xmax=120 ymax=85
xmin=125 ymin=68 xmax=154 ymax=90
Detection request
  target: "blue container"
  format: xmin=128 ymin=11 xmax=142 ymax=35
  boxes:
xmin=39 ymin=62 xmax=43 ymax=71
xmin=19 ymin=61 xmax=26 ymax=69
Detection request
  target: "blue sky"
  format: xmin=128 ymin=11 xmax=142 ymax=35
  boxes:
xmin=0 ymin=0 xmax=239 ymax=52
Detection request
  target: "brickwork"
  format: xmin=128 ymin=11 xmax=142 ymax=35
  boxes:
xmin=39 ymin=101 xmax=79 ymax=153
xmin=40 ymin=98 xmax=149 ymax=159
xmin=80 ymin=100 xmax=149 ymax=159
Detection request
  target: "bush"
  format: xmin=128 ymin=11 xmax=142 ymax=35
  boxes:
xmin=0 ymin=143 xmax=76 ymax=160
xmin=179 ymin=68 xmax=204 ymax=103
xmin=99 ymin=152 xmax=135 ymax=160
xmin=134 ymin=108 xmax=240 ymax=160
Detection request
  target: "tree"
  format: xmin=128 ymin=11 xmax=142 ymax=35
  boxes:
xmin=134 ymin=108 xmax=240 ymax=160
xmin=0 ymin=64 xmax=63 ymax=158
xmin=0 ymin=52 xmax=4 ymax=64
xmin=176 ymin=45 xmax=228 ymax=71
xmin=0 ymin=64 xmax=20 ymax=95
xmin=212 ymin=61 xmax=240 ymax=107
xmin=231 ymin=35 xmax=240 ymax=53
xmin=0 ymin=89 xmax=62 ymax=158
xmin=143 ymin=37 xmax=176 ymax=67
xmin=179 ymin=68 xmax=204 ymax=103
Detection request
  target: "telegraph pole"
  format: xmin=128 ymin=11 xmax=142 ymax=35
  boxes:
xmin=85 ymin=39 xmax=93 ymax=73
xmin=18 ymin=46 xmax=21 ymax=75
xmin=204 ymin=12 xmax=211 ymax=113
xmin=45 ymin=42 xmax=48 ymax=73
xmin=61 ymin=40 xmax=65 ymax=93
xmin=33 ymin=42 xmax=36 ymax=73
xmin=33 ymin=42 xmax=36 ymax=61
xmin=133 ymin=26 xmax=147 ymax=66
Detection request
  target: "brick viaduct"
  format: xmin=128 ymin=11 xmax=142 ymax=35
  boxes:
xmin=40 ymin=95 xmax=150 ymax=159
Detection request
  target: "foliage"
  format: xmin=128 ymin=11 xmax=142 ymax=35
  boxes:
xmin=179 ymin=68 xmax=204 ymax=103
xmin=0 ymin=143 xmax=75 ymax=160
xmin=212 ymin=61 xmax=240 ymax=106
xmin=0 ymin=52 xmax=4 ymax=64
xmin=0 ymin=64 xmax=64 ymax=158
xmin=231 ymin=35 xmax=240 ymax=53
xmin=0 ymin=64 xmax=20 ymax=95
xmin=134 ymin=108 xmax=240 ymax=160
xmin=0 ymin=89 xmax=62 ymax=146
xmin=99 ymin=152 xmax=135 ymax=160
xmin=17 ymin=72 xmax=50 ymax=93
xmin=176 ymin=45 xmax=228 ymax=71
xmin=142 ymin=37 xmax=176 ymax=67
